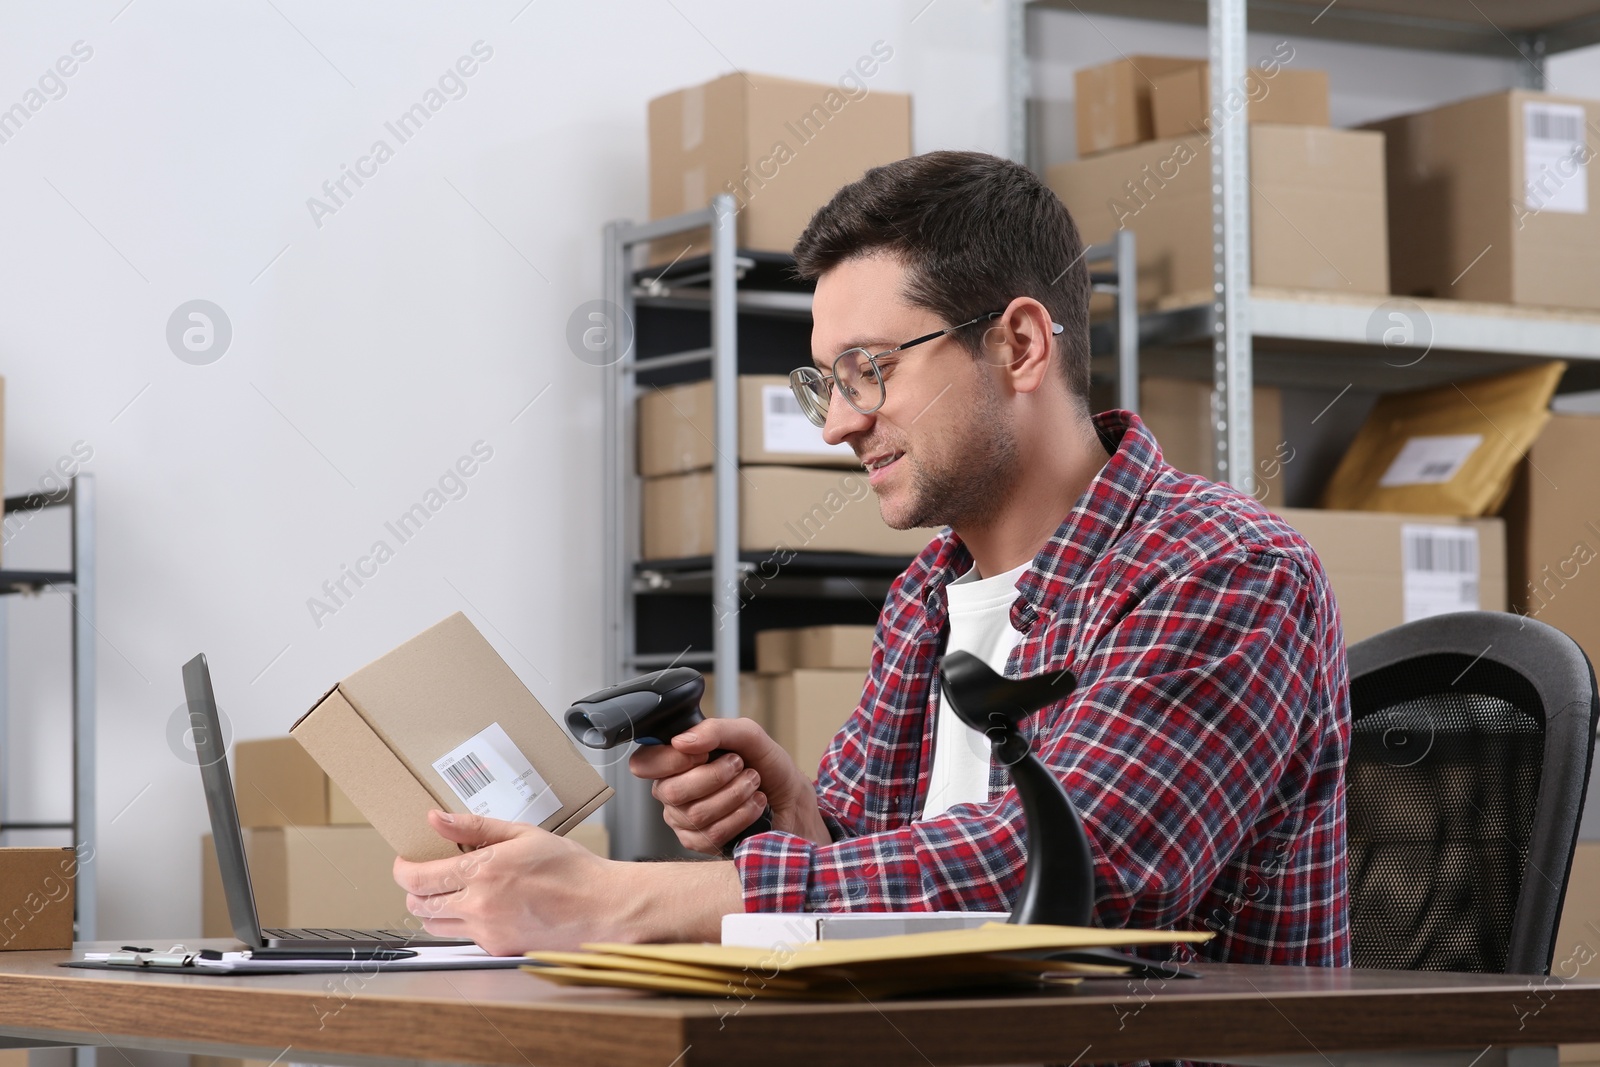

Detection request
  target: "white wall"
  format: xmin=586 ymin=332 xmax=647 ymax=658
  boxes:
xmin=0 ymin=0 xmax=1010 ymax=939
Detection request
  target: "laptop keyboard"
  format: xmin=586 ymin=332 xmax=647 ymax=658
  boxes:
xmin=263 ymin=927 xmax=422 ymax=941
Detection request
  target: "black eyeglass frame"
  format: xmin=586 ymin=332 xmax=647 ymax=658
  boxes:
xmin=788 ymin=310 xmax=1065 ymax=427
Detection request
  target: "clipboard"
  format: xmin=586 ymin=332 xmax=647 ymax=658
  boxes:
xmin=62 ymin=945 xmax=530 ymax=975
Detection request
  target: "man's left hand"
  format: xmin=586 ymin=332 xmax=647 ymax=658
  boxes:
xmin=392 ymin=810 xmax=746 ymax=955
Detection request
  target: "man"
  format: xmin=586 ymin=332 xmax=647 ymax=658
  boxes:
xmin=395 ymin=151 xmax=1351 ymax=966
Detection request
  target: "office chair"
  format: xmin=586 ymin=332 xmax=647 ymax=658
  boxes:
xmin=1345 ymin=611 xmax=1598 ymax=975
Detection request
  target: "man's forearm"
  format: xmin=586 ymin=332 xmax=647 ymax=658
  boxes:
xmin=620 ymin=858 xmax=745 ymax=943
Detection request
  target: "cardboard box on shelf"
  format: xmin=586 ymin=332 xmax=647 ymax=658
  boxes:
xmin=1505 ymin=413 xmax=1600 ymax=674
xmin=1150 ymin=64 xmax=1329 ymax=139
xmin=767 ymin=668 xmax=868 ymax=777
xmin=641 ymin=465 xmax=934 ymax=560
xmin=701 ymin=669 xmax=770 ymax=732
xmin=234 ymin=736 xmax=365 ymax=828
xmin=1320 ymin=362 xmax=1564 ymax=517
xmin=1133 ymin=378 xmax=1287 ymax=504
xmin=755 ymin=624 xmax=876 ymax=675
xmin=0 ymin=848 xmax=75 ymax=951
xmin=1049 ymin=125 xmax=1388 ymax=307
xmin=637 ymin=375 xmax=857 ymax=476
xmin=201 ymin=828 xmax=406 ymax=940
xmin=1272 ymin=507 xmax=1506 ymax=645
xmin=290 ymin=613 xmax=613 ymax=863
xmin=1074 ymin=55 xmax=1202 ymax=157
xmin=1366 ymin=89 xmax=1600 ymax=311
xmin=648 ymin=69 xmax=912 ymax=264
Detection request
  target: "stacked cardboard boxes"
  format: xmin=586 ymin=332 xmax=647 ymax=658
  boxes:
xmin=637 ymin=375 xmax=932 ymax=559
xmin=1060 ymin=55 xmax=1383 ymax=307
xmin=1366 ymin=89 xmax=1600 ymax=311
xmin=755 ymin=625 xmax=873 ymax=775
xmin=648 ymin=70 xmax=912 ymax=264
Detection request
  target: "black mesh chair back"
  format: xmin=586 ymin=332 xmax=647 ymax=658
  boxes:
xmin=1346 ymin=611 xmax=1598 ymax=975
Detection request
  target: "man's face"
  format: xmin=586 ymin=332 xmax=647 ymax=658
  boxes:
xmin=810 ymin=253 xmax=1019 ymax=532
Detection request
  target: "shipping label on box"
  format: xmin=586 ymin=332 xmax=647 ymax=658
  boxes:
xmin=1273 ymin=507 xmax=1505 ymax=644
xmin=291 ymin=613 xmax=613 ymax=862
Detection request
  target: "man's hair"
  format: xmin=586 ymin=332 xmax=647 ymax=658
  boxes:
xmin=792 ymin=150 xmax=1092 ymax=405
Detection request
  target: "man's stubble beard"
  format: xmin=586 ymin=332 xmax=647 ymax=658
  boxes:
xmin=879 ymin=370 xmax=1020 ymax=531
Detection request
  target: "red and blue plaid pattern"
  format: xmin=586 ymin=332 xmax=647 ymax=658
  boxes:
xmin=732 ymin=411 xmax=1351 ymax=967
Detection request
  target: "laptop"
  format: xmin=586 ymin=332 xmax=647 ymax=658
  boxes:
xmin=183 ymin=652 xmax=472 ymax=951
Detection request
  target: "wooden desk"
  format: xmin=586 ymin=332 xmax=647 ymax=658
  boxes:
xmin=0 ymin=940 xmax=1596 ymax=1067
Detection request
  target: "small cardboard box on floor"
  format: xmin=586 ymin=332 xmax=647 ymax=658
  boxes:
xmin=0 ymin=847 xmax=74 ymax=951
xmin=291 ymin=613 xmax=613 ymax=863
xmin=233 ymin=736 xmax=365 ymax=827
xmin=1505 ymin=413 xmax=1600 ymax=676
xmin=648 ymin=68 xmax=911 ymax=264
xmin=1366 ymin=89 xmax=1600 ymax=311
xmin=1272 ymin=507 xmax=1506 ymax=645
xmin=641 ymin=465 xmax=932 ymax=559
xmin=1049 ymin=125 xmax=1388 ymax=307
xmin=637 ymin=375 xmax=856 ymax=476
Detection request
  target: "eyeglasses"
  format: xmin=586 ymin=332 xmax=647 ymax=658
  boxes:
xmin=788 ymin=311 xmax=1065 ymax=428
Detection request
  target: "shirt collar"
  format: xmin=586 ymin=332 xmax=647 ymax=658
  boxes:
xmin=916 ymin=410 xmax=1162 ymax=631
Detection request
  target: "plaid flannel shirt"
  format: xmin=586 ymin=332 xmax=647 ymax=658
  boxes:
xmin=732 ymin=410 xmax=1351 ymax=966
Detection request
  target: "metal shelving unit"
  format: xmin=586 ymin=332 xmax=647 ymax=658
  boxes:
xmin=600 ymin=204 xmax=1136 ymax=861
xmin=1010 ymin=0 xmax=1600 ymax=494
xmin=0 ymin=474 xmax=98 ymax=941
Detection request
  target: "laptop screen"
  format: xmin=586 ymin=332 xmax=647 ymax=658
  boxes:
xmin=182 ymin=653 xmax=264 ymax=948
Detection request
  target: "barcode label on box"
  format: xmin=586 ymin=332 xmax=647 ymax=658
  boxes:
xmin=761 ymin=385 xmax=855 ymax=457
xmin=1525 ymin=101 xmax=1589 ymax=215
xmin=431 ymin=722 xmax=562 ymax=825
xmin=1378 ymin=434 xmax=1484 ymax=488
xmin=1401 ymin=524 xmax=1481 ymax=622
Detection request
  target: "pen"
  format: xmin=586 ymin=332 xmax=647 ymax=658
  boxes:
xmin=243 ymin=948 xmax=419 ymax=961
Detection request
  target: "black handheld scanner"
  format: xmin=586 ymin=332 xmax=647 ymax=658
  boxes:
xmin=565 ymin=668 xmax=774 ymax=856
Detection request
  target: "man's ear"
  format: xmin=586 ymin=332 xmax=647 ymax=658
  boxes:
xmin=989 ymin=298 xmax=1056 ymax=394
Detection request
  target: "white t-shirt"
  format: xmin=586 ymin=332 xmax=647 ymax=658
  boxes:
xmin=919 ymin=560 xmax=1031 ymax=820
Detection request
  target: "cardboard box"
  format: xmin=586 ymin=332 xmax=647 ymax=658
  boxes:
xmin=756 ymin=625 xmax=876 ymax=674
xmin=648 ymin=71 xmax=912 ymax=263
xmin=234 ymin=736 xmax=365 ymax=828
xmin=702 ymin=669 xmax=769 ymax=732
xmin=0 ymin=847 xmax=74 ymax=951
xmin=1074 ymin=55 xmax=1203 ymax=157
xmin=1134 ymin=378 xmax=1287 ymax=503
xmin=201 ymin=828 xmax=407 ymax=940
xmin=767 ymin=669 xmax=868 ymax=776
xmin=1320 ymin=362 xmax=1564 ymax=517
xmin=1505 ymin=414 xmax=1600 ymax=675
xmin=1366 ymin=89 xmax=1600 ymax=311
xmin=640 ymin=465 xmax=934 ymax=560
xmin=637 ymin=376 xmax=857 ymax=476
xmin=1272 ymin=507 xmax=1506 ymax=645
xmin=290 ymin=613 xmax=614 ymax=863
xmin=566 ymin=820 xmax=610 ymax=860
xmin=1150 ymin=65 xmax=1329 ymax=140
xmin=1049 ymin=125 xmax=1389 ymax=306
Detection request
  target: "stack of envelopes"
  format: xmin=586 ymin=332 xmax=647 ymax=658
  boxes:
xmin=524 ymin=922 xmax=1211 ymax=1000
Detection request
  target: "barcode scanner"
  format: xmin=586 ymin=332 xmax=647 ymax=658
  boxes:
xmin=565 ymin=668 xmax=775 ymax=857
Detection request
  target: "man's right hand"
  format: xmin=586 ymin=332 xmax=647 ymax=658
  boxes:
xmin=628 ymin=717 xmax=831 ymax=855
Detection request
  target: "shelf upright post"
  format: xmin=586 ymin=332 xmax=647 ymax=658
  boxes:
xmin=709 ymin=194 xmax=740 ymax=721
xmin=1209 ymin=0 xmax=1255 ymax=495
xmin=71 ymin=474 xmax=96 ymax=941
xmin=1114 ymin=229 xmax=1139 ymax=412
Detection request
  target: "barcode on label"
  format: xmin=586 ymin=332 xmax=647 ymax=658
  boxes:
xmin=441 ymin=752 xmax=495 ymax=799
xmin=1529 ymin=106 xmax=1582 ymax=143
xmin=1403 ymin=528 xmax=1478 ymax=574
xmin=766 ymin=389 xmax=805 ymax=416
xmin=1416 ymin=461 xmax=1458 ymax=481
